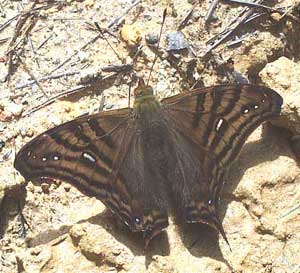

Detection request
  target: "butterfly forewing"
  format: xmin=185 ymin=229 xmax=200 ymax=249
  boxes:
xmin=163 ymin=85 xmax=282 ymax=167
xmin=15 ymin=108 xmax=137 ymax=226
xmin=15 ymin=108 xmax=131 ymax=193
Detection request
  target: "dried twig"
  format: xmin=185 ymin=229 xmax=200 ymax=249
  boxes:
xmin=177 ymin=5 xmax=195 ymax=30
xmin=36 ymin=33 xmax=54 ymax=50
xmin=0 ymin=37 xmax=10 ymax=44
xmin=48 ymin=34 xmax=101 ymax=75
xmin=0 ymin=14 xmax=19 ymax=32
xmin=107 ymin=0 xmax=141 ymax=28
xmin=16 ymin=64 xmax=133 ymax=90
xmin=224 ymin=0 xmax=300 ymax=22
xmin=17 ymin=56 xmax=48 ymax=98
xmin=24 ymin=73 xmax=118 ymax=116
xmin=278 ymin=203 xmax=300 ymax=219
xmin=203 ymin=0 xmax=264 ymax=56
xmin=16 ymin=71 xmax=81 ymax=89
xmin=205 ymin=0 xmax=220 ymax=23
xmin=28 ymin=36 xmax=40 ymax=67
xmin=4 ymin=2 xmax=58 ymax=82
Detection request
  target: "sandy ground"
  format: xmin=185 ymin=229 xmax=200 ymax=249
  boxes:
xmin=1 ymin=0 xmax=300 ymax=272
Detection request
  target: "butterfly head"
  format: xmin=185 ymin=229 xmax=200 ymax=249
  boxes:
xmin=134 ymin=78 xmax=154 ymax=98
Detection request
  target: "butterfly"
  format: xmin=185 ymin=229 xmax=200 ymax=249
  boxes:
xmin=14 ymin=78 xmax=283 ymax=248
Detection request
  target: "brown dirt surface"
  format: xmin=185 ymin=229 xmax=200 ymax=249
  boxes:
xmin=1 ymin=0 xmax=300 ymax=272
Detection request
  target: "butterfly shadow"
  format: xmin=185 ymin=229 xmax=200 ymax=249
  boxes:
xmin=85 ymin=209 xmax=170 ymax=258
xmin=177 ymin=125 xmax=292 ymax=263
xmin=0 ymin=185 xmax=27 ymax=240
xmin=53 ymin=71 xmax=131 ymax=105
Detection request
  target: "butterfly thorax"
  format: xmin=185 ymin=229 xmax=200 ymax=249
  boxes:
xmin=132 ymin=79 xmax=163 ymax=126
xmin=133 ymin=79 xmax=160 ymax=109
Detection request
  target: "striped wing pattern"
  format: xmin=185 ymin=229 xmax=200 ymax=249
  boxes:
xmin=162 ymin=84 xmax=283 ymax=243
xmin=14 ymin=109 xmax=142 ymax=228
xmin=14 ymin=107 xmax=169 ymax=245
xmin=14 ymin=84 xmax=283 ymax=248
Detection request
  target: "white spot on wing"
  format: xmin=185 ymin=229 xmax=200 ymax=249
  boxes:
xmin=53 ymin=155 xmax=60 ymax=161
xmin=243 ymin=108 xmax=249 ymax=114
xmin=215 ymin=118 xmax=224 ymax=132
xmin=82 ymin=152 xmax=96 ymax=163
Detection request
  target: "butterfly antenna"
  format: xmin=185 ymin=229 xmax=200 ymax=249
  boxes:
xmin=146 ymin=8 xmax=167 ymax=85
xmin=128 ymin=84 xmax=131 ymax=107
xmin=94 ymin=22 xmax=123 ymax=62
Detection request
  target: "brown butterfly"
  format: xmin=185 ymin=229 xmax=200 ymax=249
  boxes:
xmin=14 ymin=78 xmax=283 ymax=248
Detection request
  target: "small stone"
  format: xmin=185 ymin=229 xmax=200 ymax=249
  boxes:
xmin=41 ymin=183 xmax=50 ymax=194
xmin=27 ymin=182 xmax=35 ymax=193
xmin=6 ymin=102 xmax=23 ymax=117
xmin=64 ymin=184 xmax=71 ymax=192
xmin=192 ymin=11 xmax=201 ymax=20
xmin=54 ymin=180 xmax=62 ymax=187
xmin=271 ymin=12 xmax=282 ymax=22
xmin=26 ymin=128 xmax=34 ymax=137
xmin=0 ymin=110 xmax=13 ymax=122
xmin=166 ymin=31 xmax=189 ymax=52
xmin=77 ymin=51 xmax=89 ymax=63
xmin=145 ymin=33 xmax=159 ymax=45
xmin=120 ymin=24 xmax=141 ymax=47
xmin=20 ymin=127 xmax=34 ymax=137
xmin=29 ymin=247 xmax=42 ymax=255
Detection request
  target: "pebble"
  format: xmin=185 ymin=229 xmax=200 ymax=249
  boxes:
xmin=120 ymin=24 xmax=141 ymax=47
xmin=63 ymin=184 xmax=71 ymax=192
xmin=145 ymin=33 xmax=159 ymax=45
xmin=41 ymin=183 xmax=50 ymax=194
xmin=2 ymin=100 xmax=23 ymax=117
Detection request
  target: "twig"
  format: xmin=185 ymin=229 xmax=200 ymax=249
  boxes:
xmin=107 ymin=0 xmax=141 ymax=28
xmin=36 ymin=32 xmax=54 ymax=50
xmin=16 ymin=71 xmax=80 ymax=89
xmin=84 ymin=22 xmax=119 ymax=39
xmin=17 ymin=56 xmax=49 ymax=98
xmin=177 ymin=5 xmax=195 ymax=30
xmin=4 ymin=2 xmax=57 ymax=81
xmin=278 ymin=203 xmax=300 ymax=219
xmin=28 ymin=36 xmax=40 ymax=67
xmin=16 ymin=64 xmax=133 ymax=90
xmin=94 ymin=22 xmax=123 ymax=62
xmin=203 ymin=0 xmax=264 ymax=56
xmin=0 ymin=14 xmax=19 ymax=32
xmin=205 ymin=0 xmax=220 ymax=23
xmin=101 ymin=64 xmax=133 ymax=73
xmin=24 ymin=73 xmax=118 ymax=116
xmin=48 ymin=34 xmax=101 ymax=75
xmin=224 ymin=0 xmax=300 ymax=22
xmin=0 ymin=37 xmax=10 ymax=44
xmin=226 ymin=31 xmax=257 ymax=47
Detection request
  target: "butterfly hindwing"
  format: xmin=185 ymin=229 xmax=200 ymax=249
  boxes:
xmin=162 ymin=84 xmax=283 ymax=241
